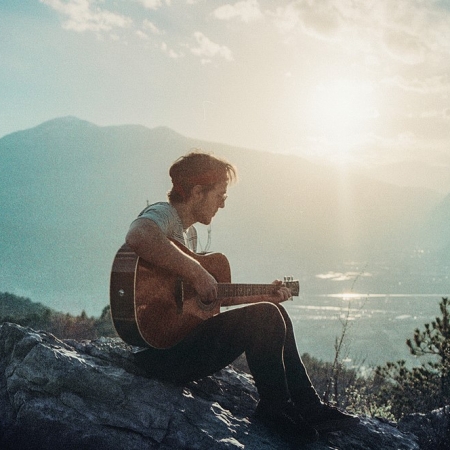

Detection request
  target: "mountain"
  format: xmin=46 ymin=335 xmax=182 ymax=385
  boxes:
xmin=419 ymin=193 xmax=450 ymax=263
xmin=0 ymin=117 xmax=444 ymax=315
xmin=361 ymin=159 xmax=450 ymax=195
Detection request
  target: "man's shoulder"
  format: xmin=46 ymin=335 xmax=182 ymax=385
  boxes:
xmin=138 ymin=202 xmax=173 ymax=217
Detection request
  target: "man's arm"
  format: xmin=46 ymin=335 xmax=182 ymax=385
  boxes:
xmin=126 ymin=218 xmax=218 ymax=302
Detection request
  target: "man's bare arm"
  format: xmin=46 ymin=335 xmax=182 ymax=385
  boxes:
xmin=125 ymin=218 xmax=218 ymax=301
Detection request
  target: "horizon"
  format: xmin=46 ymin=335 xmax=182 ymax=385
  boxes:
xmin=3 ymin=115 xmax=450 ymax=195
xmin=1 ymin=0 xmax=450 ymax=173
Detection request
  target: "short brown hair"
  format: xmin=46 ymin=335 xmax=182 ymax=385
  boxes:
xmin=168 ymin=150 xmax=237 ymax=203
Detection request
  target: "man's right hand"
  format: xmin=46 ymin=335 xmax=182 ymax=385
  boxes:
xmin=191 ymin=268 xmax=218 ymax=303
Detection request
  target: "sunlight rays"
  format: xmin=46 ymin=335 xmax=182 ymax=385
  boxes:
xmin=308 ymin=79 xmax=378 ymax=163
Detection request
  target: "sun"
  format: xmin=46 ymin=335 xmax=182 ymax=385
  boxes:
xmin=308 ymin=79 xmax=378 ymax=161
xmin=311 ymin=79 xmax=376 ymax=133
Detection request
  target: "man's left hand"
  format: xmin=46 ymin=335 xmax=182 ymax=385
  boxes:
xmin=270 ymin=280 xmax=293 ymax=303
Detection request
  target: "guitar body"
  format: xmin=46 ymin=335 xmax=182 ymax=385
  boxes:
xmin=110 ymin=242 xmax=231 ymax=348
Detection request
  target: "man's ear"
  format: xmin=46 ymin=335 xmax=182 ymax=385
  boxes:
xmin=191 ymin=184 xmax=204 ymax=199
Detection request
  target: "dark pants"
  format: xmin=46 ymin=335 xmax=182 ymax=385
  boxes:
xmin=135 ymin=302 xmax=320 ymax=407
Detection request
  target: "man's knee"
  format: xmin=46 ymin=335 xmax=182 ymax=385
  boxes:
xmin=246 ymin=302 xmax=286 ymax=332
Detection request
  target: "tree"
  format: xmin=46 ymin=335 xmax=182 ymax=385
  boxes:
xmin=375 ymin=297 xmax=450 ymax=419
xmin=94 ymin=305 xmax=117 ymax=337
xmin=407 ymin=297 xmax=450 ymax=399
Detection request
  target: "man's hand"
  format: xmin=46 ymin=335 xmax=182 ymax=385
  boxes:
xmin=192 ymin=268 xmax=218 ymax=303
xmin=269 ymin=280 xmax=293 ymax=303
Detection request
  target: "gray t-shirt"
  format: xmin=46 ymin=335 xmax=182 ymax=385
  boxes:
xmin=136 ymin=202 xmax=198 ymax=252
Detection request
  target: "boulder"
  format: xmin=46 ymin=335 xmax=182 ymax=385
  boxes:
xmin=0 ymin=322 xmax=424 ymax=449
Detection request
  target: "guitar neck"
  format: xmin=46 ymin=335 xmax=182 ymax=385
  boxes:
xmin=217 ymin=281 xmax=298 ymax=298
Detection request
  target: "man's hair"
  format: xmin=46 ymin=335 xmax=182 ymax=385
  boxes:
xmin=168 ymin=150 xmax=237 ymax=203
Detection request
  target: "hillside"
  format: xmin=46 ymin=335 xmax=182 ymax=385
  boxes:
xmin=0 ymin=292 xmax=51 ymax=319
xmin=419 ymin=193 xmax=450 ymax=254
xmin=0 ymin=291 xmax=116 ymax=341
xmin=0 ymin=117 xmax=445 ymax=315
xmin=361 ymin=159 xmax=450 ymax=194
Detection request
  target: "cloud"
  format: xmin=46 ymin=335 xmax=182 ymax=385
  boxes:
xmin=271 ymin=3 xmax=300 ymax=34
xmin=189 ymin=32 xmax=233 ymax=63
xmin=40 ymin=0 xmax=132 ymax=33
xmin=382 ymin=29 xmax=425 ymax=65
xmin=381 ymin=74 xmax=450 ymax=94
xmin=272 ymin=0 xmax=341 ymax=39
xmin=142 ymin=19 xmax=163 ymax=35
xmin=270 ymin=0 xmax=450 ymax=65
xmin=419 ymin=109 xmax=450 ymax=120
xmin=213 ymin=0 xmax=263 ymax=23
xmin=135 ymin=29 xmax=149 ymax=40
xmin=297 ymin=0 xmax=342 ymax=39
xmin=161 ymin=42 xmax=182 ymax=59
xmin=135 ymin=0 xmax=169 ymax=10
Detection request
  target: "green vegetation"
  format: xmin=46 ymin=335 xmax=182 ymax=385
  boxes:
xmin=299 ymin=298 xmax=450 ymax=422
xmin=373 ymin=297 xmax=450 ymax=418
xmin=0 ymin=292 xmax=117 ymax=340
xmin=301 ymin=297 xmax=450 ymax=450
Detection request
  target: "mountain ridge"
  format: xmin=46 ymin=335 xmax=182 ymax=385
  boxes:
xmin=0 ymin=117 xmax=446 ymax=316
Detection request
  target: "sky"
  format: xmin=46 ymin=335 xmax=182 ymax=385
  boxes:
xmin=1 ymin=0 xmax=450 ymax=169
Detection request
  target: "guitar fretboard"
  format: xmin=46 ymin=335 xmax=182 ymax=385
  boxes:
xmin=217 ymin=281 xmax=298 ymax=298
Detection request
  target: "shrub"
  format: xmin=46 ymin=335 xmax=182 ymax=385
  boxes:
xmin=374 ymin=298 xmax=450 ymax=419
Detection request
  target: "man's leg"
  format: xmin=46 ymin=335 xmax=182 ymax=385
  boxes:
xmin=275 ymin=305 xmax=360 ymax=432
xmin=135 ymin=302 xmax=320 ymax=443
xmin=275 ymin=305 xmax=322 ymax=406
xmin=135 ymin=302 xmax=290 ymax=404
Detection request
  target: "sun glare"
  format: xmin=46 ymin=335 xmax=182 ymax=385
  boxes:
xmin=308 ymin=79 xmax=377 ymax=161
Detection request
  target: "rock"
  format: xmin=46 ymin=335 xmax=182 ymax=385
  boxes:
xmin=398 ymin=407 xmax=450 ymax=449
xmin=0 ymin=322 xmax=427 ymax=449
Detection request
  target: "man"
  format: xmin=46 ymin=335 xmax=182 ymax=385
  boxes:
xmin=126 ymin=151 xmax=359 ymax=444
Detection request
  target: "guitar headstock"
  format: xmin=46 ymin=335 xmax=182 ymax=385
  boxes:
xmin=283 ymin=276 xmax=300 ymax=296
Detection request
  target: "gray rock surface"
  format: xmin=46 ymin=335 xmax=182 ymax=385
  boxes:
xmin=0 ymin=322 xmax=433 ymax=449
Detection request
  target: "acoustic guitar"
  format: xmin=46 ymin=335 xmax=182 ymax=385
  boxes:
xmin=110 ymin=240 xmax=300 ymax=349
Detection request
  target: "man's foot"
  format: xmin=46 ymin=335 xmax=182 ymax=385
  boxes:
xmin=304 ymin=402 xmax=360 ymax=433
xmin=255 ymin=400 xmax=319 ymax=444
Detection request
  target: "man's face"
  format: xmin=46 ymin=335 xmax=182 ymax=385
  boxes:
xmin=194 ymin=181 xmax=228 ymax=225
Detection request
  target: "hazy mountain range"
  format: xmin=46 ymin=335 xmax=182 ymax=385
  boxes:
xmin=1 ymin=117 xmax=448 ymax=316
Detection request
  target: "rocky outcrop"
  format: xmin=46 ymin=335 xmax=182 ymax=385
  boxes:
xmin=0 ymin=322 xmax=442 ymax=449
